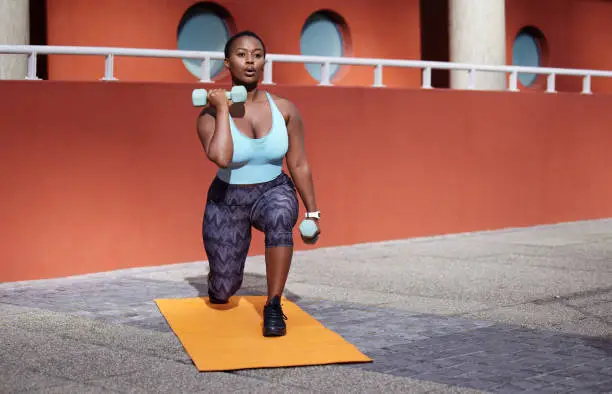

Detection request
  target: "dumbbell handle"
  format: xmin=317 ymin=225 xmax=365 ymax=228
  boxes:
xmin=192 ymin=86 xmax=247 ymax=107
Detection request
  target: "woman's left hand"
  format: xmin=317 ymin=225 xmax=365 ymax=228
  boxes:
xmin=300 ymin=218 xmax=321 ymax=244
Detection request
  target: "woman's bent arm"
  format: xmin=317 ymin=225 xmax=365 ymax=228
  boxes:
xmin=196 ymin=98 xmax=233 ymax=168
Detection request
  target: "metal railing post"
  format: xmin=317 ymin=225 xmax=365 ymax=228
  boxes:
xmin=422 ymin=67 xmax=432 ymax=89
xmin=199 ymin=57 xmax=211 ymax=83
xmin=468 ymin=69 xmax=476 ymax=90
xmin=508 ymin=71 xmax=519 ymax=92
xmin=582 ymin=75 xmax=592 ymax=95
xmin=546 ymin=73 xmax=556 ymax=94
xmin=319 ymin=62 xmax=332 ymax=86
xmin=26 ymin=52 xmax=39 ymax=80
xmin=102 ymin=54 xmax=118 ymax=81
xmin=372 ymin=64 xmax=384 ymax=87
xmin=262 ymin=60 xmax=274 ymax=85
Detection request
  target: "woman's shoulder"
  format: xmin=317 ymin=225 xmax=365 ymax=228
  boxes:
xmin=265 ymin=91 xmax=300 ymax=117
xmin=266 ymin=91 xmax=290 ymax=104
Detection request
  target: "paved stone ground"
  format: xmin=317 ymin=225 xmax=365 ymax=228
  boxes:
xmin=1 ymin=219 xmax=611 ymax=393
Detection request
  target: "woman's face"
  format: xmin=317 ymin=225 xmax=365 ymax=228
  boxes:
xmin=225 ymin=36 xmax=265 ymax=85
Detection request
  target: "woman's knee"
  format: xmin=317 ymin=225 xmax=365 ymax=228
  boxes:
xmin=265 ymin=230 xmax=294 ymax=248
xmin=207 ymin=271 xmax=243 ymax=302
xmin=264 ymin=203 xmax=298 ymax=247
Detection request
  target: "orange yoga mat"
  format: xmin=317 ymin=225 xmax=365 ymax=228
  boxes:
xmin=154 ymin=296 xmax=372 ymax=372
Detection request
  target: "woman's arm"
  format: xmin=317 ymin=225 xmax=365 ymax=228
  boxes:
xmin=196 ymin=90 xmax=233 ymax=168
xmin=285 ymin=101 xmax=319 ymax=214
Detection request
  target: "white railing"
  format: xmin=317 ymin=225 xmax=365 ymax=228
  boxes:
xmin=2 ymin=44 xmax=612 ymax=94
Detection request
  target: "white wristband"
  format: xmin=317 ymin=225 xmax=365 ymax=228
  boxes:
xmin=305 ymin=211 xmax=320 ymax=220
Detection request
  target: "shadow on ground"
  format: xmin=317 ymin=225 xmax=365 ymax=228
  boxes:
xmin=185 ymin=273 xmax=303 ymax=303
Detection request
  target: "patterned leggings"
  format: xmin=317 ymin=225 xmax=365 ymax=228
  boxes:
xmin=202 ymin=172 xmax=299 ymax=302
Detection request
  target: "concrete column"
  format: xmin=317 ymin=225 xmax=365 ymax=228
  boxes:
xmin=449 ymin=0 xmax=506 ymax=91
xmin=0 ymin=0 xmax=30 ymax=80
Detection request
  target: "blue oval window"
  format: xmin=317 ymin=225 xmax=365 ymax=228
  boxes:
xmin=512 ymin=30 xmax=543 ymax=87
xmin=300 ymin=12 xmax=345 ymax=82
xmin=177 ymin=5 xmax=230 ymax=79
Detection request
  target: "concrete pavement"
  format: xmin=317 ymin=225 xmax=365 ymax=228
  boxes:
xmin=1 ymin=219 xmax=611 ymax=393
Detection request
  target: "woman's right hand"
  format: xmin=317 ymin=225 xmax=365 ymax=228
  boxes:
xmin=207 ymin=89 xmax=229 ymax=109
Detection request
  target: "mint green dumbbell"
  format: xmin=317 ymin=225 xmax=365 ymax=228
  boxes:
xmin=299 ymin=219 xmax=319 ymax=244
xmin=191 ymin=85 xmax=248 ymax=107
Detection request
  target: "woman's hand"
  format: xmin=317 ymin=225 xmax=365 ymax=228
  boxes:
xmin=207 ymin=89 xmax=229 ymax=109
xmin=300 ymin=218 xmax=321 ymax=244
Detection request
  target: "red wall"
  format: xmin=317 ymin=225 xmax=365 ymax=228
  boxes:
xmin=1 ymin=81 xmax=612 ymax=282
xmin=44 ymin=0 xmax=422 ymax=88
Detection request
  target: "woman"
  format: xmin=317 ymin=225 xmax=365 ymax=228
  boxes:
xmin=196 ymin=31 xmax=321 ymax=337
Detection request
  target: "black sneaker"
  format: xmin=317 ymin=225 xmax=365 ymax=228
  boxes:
xmin=263 ymin=296 xmax=287 ymax=337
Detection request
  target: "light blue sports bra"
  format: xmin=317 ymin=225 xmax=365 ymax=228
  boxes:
xmin=217 ymin=92 xmax=288 ymax=184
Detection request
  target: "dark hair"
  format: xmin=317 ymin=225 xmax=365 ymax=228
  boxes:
xmin=224 ymin=30 xmax=266 ymax=58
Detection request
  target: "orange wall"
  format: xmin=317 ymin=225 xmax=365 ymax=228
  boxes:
xmin=2 ymin=81 xmax=612 ymax=282
xmin=45 ymin=0 xmax=422 ymax=88
xmin=507 ymin=0 xmax=612 ymax=93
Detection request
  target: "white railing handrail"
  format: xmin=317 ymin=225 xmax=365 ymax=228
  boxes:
xmin=2 ymin=44 xmax=612 ymax=94
xmin=1 ymin=44 xmax=223 ymax=59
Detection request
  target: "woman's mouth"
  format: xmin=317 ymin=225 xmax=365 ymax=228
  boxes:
xmin=245 ymin=68 xmax=256 ymax=77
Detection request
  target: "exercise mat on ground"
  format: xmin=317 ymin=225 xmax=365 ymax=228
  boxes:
xmin=154 ymin=295 xmax=372 ymax=372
